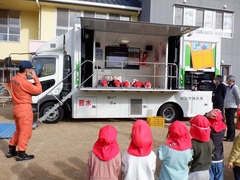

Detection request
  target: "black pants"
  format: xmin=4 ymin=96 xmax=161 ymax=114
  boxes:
xmin=213 ymin=103 xmax=224 ymax=121
xmin=225 ymin=108 xmax=237 ymax=140
xmin=233 ymin=165 xmax=240 ymax=180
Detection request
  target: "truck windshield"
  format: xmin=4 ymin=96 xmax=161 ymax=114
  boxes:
xmin=32 ymin=57 xmax=56 ymax=78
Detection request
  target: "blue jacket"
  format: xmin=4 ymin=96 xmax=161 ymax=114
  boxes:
xmin=157 ymin=145 xmax=192 ymax=180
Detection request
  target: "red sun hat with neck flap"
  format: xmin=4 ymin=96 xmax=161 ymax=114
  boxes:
xmin=128 ymin=120 xmax=153 ymax=156
xmin=93 ymin=125 xmax=119 ymax=161
xmin=207 ymin=109 xmax=226 ymax=132
xmin=167 ymin=120 xmax=192 ymax=151
xmin=190 ymin=115 xmax=211 ymax=142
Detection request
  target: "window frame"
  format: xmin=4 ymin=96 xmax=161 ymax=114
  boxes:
xmin=0 ymin=10 xmax=20 ymax=42
xmin=56 ymin=8 xmax=131 ymax=36
xmin=173 ymin=6 xmax=233 ymax=38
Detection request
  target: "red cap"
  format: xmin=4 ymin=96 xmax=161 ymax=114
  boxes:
xmin=145 ymin=81 xmax=151 ymax=88
xmin=134 ymin=81 xmax=143 ymax=88
xmin=114 ymin=80 xmax=121 ymax=87
xmin=131 ymin=79 xmax=138 ymax=86
xmin=101 ymin=80 xmax=108 ymax=87
xmin=207 ymin=109 xmax=226 ymax=132
xmin=93 ymin=125 xmax=119 ymax=161
xmin=128 ymin=120 xmax=153 ymax=156
xmin=123 ymin=81 xmax=130 ymax=87
xmin=190 ymin=115 xmax=211 ymax=142
xmin=167 ymin=121 xmax=192 ymax=151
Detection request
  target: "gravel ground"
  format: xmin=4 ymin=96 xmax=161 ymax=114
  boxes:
xmin=0 ymin=103 xmax=237 ymax=179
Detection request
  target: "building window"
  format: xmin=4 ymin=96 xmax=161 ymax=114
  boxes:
xmin=195 ymin=9 xmax=204 ymax=27
xmin=56 ymin=9 xmax=69 ymax=36
xmin=204 ymin=10 xmax=214 ymax=29
xmin=223 ymin=13 xmax=233 ymax=37
xmin=174 ymin=7 xmax=183 ymax=25
xmin=0 ymin=10 xmax=20 ymax=42
xmin=184 ymin=8 xmax=194 ymax=26
xmin=57 ymin=9 xmax=68 ymax=27
xmin=215 ymin=12 xmax=223 ymax=29
xmin=56 ymin=9 xmax=131 ymax=36
xmin=84 ymin=11 xmax=94 ymax=18
xmin=120 ymin=15 xmax=130 ymax=21
xmin=224 ymin=13 xmax=233 ymax=30
xmin=173 ymin=6 xmax=233 ymax=38
xmin=221 ymin=65 xmax=230 ymax=82
xmin=70 ymin=11 xmax=82 ymax=27
xmin=109 ymin=14 xmax=120 ymax=20
xmin=96 ymin=13 xmax=107 ymax=19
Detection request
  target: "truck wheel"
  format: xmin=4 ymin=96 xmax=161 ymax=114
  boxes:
xmin=39 ymin=102 xmax=64 ymax=124
xmin=159 ymin=104 xmax=179 ymax=123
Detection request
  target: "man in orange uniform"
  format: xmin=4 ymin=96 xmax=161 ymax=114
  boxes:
xmin=6 ymin=61 xmax=42 ymax=161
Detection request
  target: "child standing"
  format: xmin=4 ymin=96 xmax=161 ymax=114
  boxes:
xmin=157 ymin=120 xmax=192 ymax=180
xmin=189 ymin=115 xmax=214 ymax=179
xmin=228 ymin=133 xmax=240 ymax=180
xmin=236 ymin=110 xmax=240 ymax=130
xmin=122 ymin=120 xmax=156 ymax=180
xmin=87 ymin=125 xmax=121 ymax=180
xmin=206 ymin=109 xmax=226 ymax=180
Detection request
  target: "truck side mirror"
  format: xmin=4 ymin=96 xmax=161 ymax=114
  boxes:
xmin=4 ymin=57 xmax=12 ymax=67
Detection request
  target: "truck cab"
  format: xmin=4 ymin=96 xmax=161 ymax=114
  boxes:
xmin=31 ymin=54 xmax=71 ymax=123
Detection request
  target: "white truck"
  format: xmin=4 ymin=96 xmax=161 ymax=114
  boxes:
xmin=24 ymin=18 xmax=221 ymax=123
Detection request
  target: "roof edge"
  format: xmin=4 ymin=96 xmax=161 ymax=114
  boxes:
xmin=81 ymin=17 xmax=200 ymax=37
xmin=40 ymin=0 xmax=142 ymax=11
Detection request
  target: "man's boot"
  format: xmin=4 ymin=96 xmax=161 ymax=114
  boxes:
xmin=16 ymin=151 xmax=34 ymax=161
xmin=6 ymin=145 xmax=17 ymax=158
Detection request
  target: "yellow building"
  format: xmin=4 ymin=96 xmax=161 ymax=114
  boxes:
xmin=0 ymin=0 xmax=141 ymax=82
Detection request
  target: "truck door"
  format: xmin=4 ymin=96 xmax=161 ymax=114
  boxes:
xmin=168 ymin=36 xmax=180 ymax=90
xmin=81 ymin=29 xmax=94 ymax=87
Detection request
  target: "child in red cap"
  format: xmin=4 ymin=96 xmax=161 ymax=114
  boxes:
xmin=228 ymin=133 xmax=240 ymax=180
xmin=236 ymin=110 xmax=240 ymax=130
xmin=157 ymin=120 xmax=192 ymax=180
xmin=205 ymin=109 xmax=226 ymax=180
xmin=87 ymin=125 xmax=121 ymax=180
xmin=189 ymin=115 xmax=214 ymax=179
xmin=122 ymin=120 xmax=156 ymax=180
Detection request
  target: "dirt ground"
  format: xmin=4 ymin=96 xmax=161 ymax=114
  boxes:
xmin=0 ymin=103 xmax=237 ymax=179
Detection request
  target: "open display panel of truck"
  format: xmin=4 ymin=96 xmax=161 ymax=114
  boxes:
xmin=25 ymin=18 xmax=221 ymax=123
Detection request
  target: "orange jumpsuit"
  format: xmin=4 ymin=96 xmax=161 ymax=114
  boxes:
xmin=9 ymin=73 xmax=42 ymax=151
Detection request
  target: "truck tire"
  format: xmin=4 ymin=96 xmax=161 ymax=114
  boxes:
xmin=158 ymin=104 xmax=179 ymax=123
xmin=39 ymin=102 xmax=64 ymax=124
